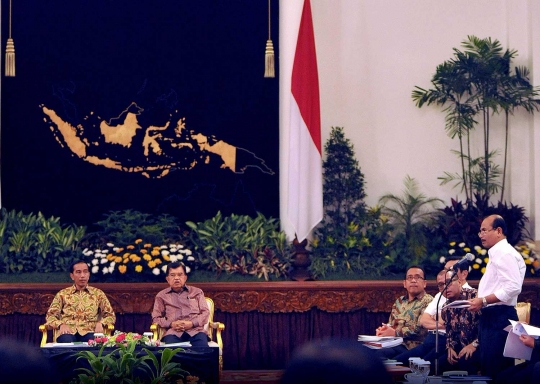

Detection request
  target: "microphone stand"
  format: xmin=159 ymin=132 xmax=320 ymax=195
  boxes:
xmin=434 ymin=269 xmax=457 ymax=377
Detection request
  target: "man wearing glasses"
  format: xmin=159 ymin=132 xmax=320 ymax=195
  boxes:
xmin=375 ymin=265 xmax=433 ymax=359
xmin=467 ymin=215 xmax=526 ymax=379
xmin=151 ymin=261 xmax=210 ymax=346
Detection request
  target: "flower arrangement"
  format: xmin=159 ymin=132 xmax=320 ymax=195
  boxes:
xmin=440 ymin=241 xmax=539 ymax=278
xmin=88 ymin=330 xmax=160 ymax=347
xmin=82 ymin=239 xmax=198 ymax=281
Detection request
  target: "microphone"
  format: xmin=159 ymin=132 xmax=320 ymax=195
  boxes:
xmin=452 ymin=253 xmax=475 ymax=271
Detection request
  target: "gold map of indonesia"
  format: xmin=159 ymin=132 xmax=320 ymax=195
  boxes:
xmin=41 ymin=102 xmax=274 ymax=178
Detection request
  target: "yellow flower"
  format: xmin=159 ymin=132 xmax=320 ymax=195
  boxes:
xmin=107 ymin=254 xmax=115 ymax=261
xmin=148 ymin=261 xmax=156 ymax=268
xmin=481 ymin=267 xmax=486 ymax=274
xmin=123 ymin=252 xmax=131 ymax=259
xmin=151 ymin=249 xmax=160 ymax=256
xmin=450 ymin=242 xmax=456 ymax=247
xmin=143 ymin=254 xmax=152 ymax=261
xmin=484 ymin=257 xmax=489 ymax=264
xmin=525 ymin=258 xmax=532 ymax=265
xmin=135 ymin=239 xmax=143 ymax=244
xmin=473 ymin=264 xmax=480 ymax=269
xmin=144 ymin=243 xmax=152 ymax=248
xmin=127 ymin=245 xmax=135 ymax=250
xmin=118 ymin=265 xmax=127 ymax=274
xmin=163 ymin=255 xmax=171 ymax=262
xmin=117 ymin=247 xmax=124 ymax=252
xmin=115 ymin=257 xmax=123 ymax=263
xmin=123 ymin=258 xmax=129 ymax=264
xmin=140 ymin=249 xmax=148 ymax=254
xmin=154 ymin=259 xmax=162 ymax=265
xmin=135 ymin=265 xmax=143 ymax=273
xmin=464 ymin=247 xmax=470 ymax=252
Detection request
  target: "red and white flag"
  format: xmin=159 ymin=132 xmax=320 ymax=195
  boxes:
xmin=287 ymin=0 xmax=323 ymax=242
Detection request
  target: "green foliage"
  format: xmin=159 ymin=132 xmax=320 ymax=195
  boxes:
xmin=412 ymin=35 xmax=540 ymax=203
xmin=436 ymin=194 xmax=531 ymax=248
xmin=84 ymin=209 xmax=183 ymax=247
xmin=186 ymin=211 xmax=292 ymax=281
xmin=0 ymin=208 xmax=86 ymax=273
xmin=311 ymin=127 xmax=392 ymax=278
xmin=72 ymin=341 xmax=187 ymax=384
xmin=378 ymin=176 xmax=444 ymax=272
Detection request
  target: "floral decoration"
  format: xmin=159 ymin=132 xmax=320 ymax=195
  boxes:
xmin=82 ymin=239 xmax=198 ymax=280
xmin=439 ymin=240 xmax=539 ymax=277
xmin=88 ymin=330 xmax=160 ymax=347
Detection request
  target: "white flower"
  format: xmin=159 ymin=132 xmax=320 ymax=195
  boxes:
xmin=160 ymin=245 xmax=168 ymax=249
xmin=439 ymin=256 xmax=446 ymax=264
xmin=113 ymin=247 xmax=120 ymax=252
xmin=185 ymin=250 xmax=192 ymax=256
xmin=474 ymin=245 xmax=481 ymax=251
xmin=161 ymin=265 xmax=167 ymax=273
xmin=152 ymin=268 xmax=160 ymax=276
xmin=161 ymin=250 xmax=170 ymax=256
xmin=170 ymin=255 xmax=178 ymax=262
xmin=187 ymin=256 xmax=195 ymax=261
xmin=102 ymin=267 xmax=110 ymax=274
xmin=480 ymin=249 xmax=487 ymax=255
xmin=526 ymin=241 xmax=536 ymax=250
xmin=100 ymin=258 xmax=108 ymax=264
xmin=92 ymin=266 xmax=99 ymax=274
xmin=448 ymin=249 xmax=455 ymax=255
xmin=476 ymin=258 xmax=482 ymax=264
xmin=179 ymin=255 xmax=184 ymax=260
xmin=82 ymin=248 xmax=92 ymax=256
xmin=107 ymin=242 xmax=115 ymax=247
xmin=459 ymin=242 xmax=465 ymax=248
xmin=92 ymin=259 xmax=99 ymax=265
xmin=110 ymin=262 xmax=116 ymax=268
xmin=185 ymin=266 xmax=191 ymax=273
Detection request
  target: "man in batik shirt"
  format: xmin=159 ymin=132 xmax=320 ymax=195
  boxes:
xmin=375 ymin=265 xmax=433 ymax=359
xmin=440 ymin=270 xmax=480 ymax=374
xmin=46 ymin=260 xmax=115 ymax=342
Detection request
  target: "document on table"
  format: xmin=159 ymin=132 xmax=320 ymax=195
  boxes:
xmin=357 ymin=336 xmax=403 ymax=349
xmin=158 ymin=342 xmax=192 ymax=348
xmin=503 ymin=319 xmax=540 ymax=360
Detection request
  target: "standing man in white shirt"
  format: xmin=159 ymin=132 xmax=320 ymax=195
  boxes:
xmin=467 ymin=214 xmax=526 ymax=380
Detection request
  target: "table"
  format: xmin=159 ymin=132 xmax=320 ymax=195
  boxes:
xmin=40 ymin=345 xmax=219 ymax=384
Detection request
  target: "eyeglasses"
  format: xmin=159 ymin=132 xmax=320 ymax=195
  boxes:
xmin=437 ymin=282 xmax=446 ymax=289
xmin=168 ymin=273 xmax=186 ymax=278
xmin=478 ymin=228 xmax=496 ymax=237
xmin=405 ymin=275 xmax=425 ymax=282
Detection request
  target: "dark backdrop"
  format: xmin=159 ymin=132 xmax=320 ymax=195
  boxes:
xmin=1 ymin=0 xmax=279 ymax=227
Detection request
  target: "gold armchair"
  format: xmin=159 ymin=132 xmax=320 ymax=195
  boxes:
xmin=516 ymin=302 xmax=531 ymax=324
xmin=150 ymin=297 xmax=225 ymax=372
xmin=39 ymin=323 xmax=114 ymax=347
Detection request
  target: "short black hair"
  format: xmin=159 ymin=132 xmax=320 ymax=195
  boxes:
xmin=405 ymin=265 xmax=425 ymax=279
xmin=491 ymin=215 xmax=507 ymax=236
xmin=166 ymin=262 xmax=186 ymax=276
xmin=69 ymin=260 xmax=89 ymax=273
xmin=281 ymin=338 xmax=393 ymax=384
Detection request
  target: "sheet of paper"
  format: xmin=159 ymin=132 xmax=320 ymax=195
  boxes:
xmin=503 ymin=331 xmax=533 ymax=360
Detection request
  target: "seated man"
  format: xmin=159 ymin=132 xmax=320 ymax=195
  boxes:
xmin=439 ymin=270 xmax=480 ymax=374
xmin=394 ymin=269 xmax=448 ymax=364
xmin=45 ymin=260 xmax=115 ymax=343
xmin=151 ymin=261 xmax=209 ymax=347
xmin=396 ymin=257 xmax=474 ymax=366
xmin=375 ymin=265 xmax=433 ymax=359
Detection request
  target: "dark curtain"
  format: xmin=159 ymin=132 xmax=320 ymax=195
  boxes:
xmin=3 ymin=309 xmax=539 ymax=370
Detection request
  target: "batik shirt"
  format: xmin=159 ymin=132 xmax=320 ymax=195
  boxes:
xmin=442 ymin=287 xmax=479 ymax=351
xmin=388 ymin=292 xmax=433 ymax=348
xmin=45 ymin=285 xmax=116 ymax=336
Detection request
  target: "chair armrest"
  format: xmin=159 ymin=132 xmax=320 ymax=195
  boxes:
xmin=209 ymin=321 xmax=225 ymax=350
xmin=150 ymin=323 xmax=160 ymax=341
xmin=104 ymin=324 xmax=114 ymax=336
xmin=39 ymin=324 xmax=49 ymax=347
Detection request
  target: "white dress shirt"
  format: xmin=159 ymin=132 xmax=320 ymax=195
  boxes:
xmin=478 ymin=239 xmax=526 ymax=306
